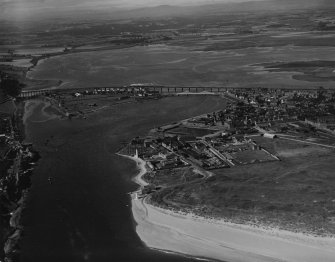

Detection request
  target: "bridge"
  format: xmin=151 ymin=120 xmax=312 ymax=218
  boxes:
xmin=19 ymin=85 xmax=328 ymax=99
xmin=19 ymin=89 xmax=54 ymax=98
xmin=18 ymin=86 xmax=232 ymax=99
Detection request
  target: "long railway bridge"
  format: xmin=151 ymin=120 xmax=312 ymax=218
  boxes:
xmin=19 ymin=85 xmax=326 ymax=99
xmin=19 ymin=86 xmax=232 ymax=98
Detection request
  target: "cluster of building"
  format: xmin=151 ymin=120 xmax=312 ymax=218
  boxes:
xmin=121 ymin=88 xmax=335 ymax=182
xmin=227 ymin=88 xmax=335 ymax=133
xmin=66 ymin=85 xmax=160 ymax=99
xmin=122 ymin=136 xmax=189 ymax=171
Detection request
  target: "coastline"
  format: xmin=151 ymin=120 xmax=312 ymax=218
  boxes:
xmin=0 ymin=100 xmax=40 ymax=262
xmin=117 ymin=153 xmax=149 ymax=188
xmin=125 ymin=155 xmax=335 ymax=262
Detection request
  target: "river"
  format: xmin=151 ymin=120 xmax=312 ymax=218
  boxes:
xmin=20 ymin=95 xmax=225 ymax=262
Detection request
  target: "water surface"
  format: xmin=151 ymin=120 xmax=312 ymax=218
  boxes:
xmin=21 ymin=96 xmax=226 ymax=262
xmin=27 ymin=44 xmax=335 ymax=89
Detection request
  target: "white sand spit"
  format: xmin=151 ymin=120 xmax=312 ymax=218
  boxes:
xmin=118 ymin=154 xmax=149 ymax=187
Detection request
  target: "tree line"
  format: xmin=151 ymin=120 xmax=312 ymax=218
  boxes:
xmin=0 ymin=73 xmax=24 ymax=98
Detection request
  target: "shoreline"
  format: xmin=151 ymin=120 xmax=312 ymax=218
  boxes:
xmin=124 ymin=155 xmax=335 ymax=262
xmin=0 ymin=99 xmax=41 ymax=262
xmin=117 ymin=153 xmax=149 ymax=188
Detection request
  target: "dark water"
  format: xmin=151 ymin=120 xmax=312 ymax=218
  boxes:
xmin=20 ymin=96 xmax=225 ymax=262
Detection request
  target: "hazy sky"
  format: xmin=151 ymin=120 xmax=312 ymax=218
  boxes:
xmin=0 ymin=0 xmax=264 ymax=20
xmin=0 ymin=0 xmax=262 ymax=12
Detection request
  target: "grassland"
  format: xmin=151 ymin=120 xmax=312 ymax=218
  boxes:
xmin=150 ymin=137 xmax=335 ymax=236
xmin=142 ymin=167 xmax=203 ymax=188
xmin=232 ymin=149 xmax=275 ymax=164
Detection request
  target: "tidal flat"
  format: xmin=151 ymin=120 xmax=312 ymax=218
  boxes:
xmin=27 ymin=44 xmax=335 ymax=89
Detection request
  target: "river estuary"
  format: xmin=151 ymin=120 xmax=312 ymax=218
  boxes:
xmin=20 ymin=95 xmax=225 ymax=262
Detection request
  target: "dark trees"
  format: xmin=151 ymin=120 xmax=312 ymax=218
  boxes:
xmin=0 ymin=78 xmax=24 ymax=98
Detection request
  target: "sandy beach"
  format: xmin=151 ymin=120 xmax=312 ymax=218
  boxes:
xmin=118 ymin=154 xmax=149 ymax=187
xmin=128 ymin=157 xmax=335 ymax=262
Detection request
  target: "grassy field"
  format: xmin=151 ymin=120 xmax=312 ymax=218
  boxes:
xmin=143 ymin=167 xmax=203 ymax=188
xmin=151 ymin=138 xmax=335 ymax=236
xmin=252 ymin=136 xmax=333 ymax=157
xmin=232 ymin=149 xmax=276 ymax=164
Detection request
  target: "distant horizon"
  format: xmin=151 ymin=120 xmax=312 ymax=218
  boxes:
xmin=0 ymin=0 xmax=333 ymax=22
xmin=0 ymin=0 xmax=266 ymax=21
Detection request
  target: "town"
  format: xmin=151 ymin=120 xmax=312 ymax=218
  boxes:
xmin=118 ymin=87 xmax=335 ymax=197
